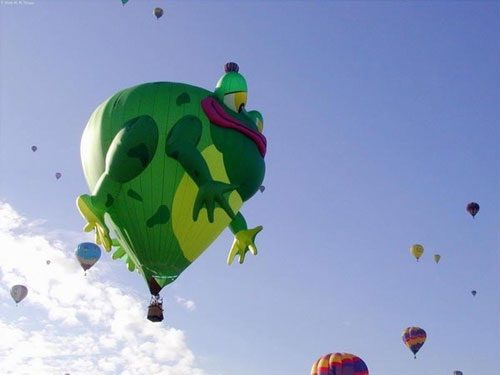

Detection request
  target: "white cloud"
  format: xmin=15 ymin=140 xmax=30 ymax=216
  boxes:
xmin=0 ymin=201 xmax=204 ymax=375
xmin=175 ymin=296 xmax=196 ymax=311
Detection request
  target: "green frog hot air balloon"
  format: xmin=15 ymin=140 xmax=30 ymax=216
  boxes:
xmin=77 ymin=62 xmax=266 ymax=320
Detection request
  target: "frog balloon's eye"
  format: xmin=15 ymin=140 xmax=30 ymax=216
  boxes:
xmin=223 ymin=92 xmax=247 ymax=113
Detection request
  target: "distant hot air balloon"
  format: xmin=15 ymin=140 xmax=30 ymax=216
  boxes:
xmin=55 ymin=172 xmax=62 ymax=180
xmin=10 ymin=285 xmax=28 ymax=305
xmin=46 ymin=260 xmax=51 ymax=265
xmin=466 ymin=202 xmax=480 ymax=218
xmin=259 ymin=185 xmax=265 ymax=193
xmin=75 ymin=242 xmax=101 ymax=275
xmin=311 ymin=352 xmax=369 ymax=375
xmin=121 ymin=0 xmax=128 ymax=4
xmin=31 ymin=145 xmax=37 ymax=152
xmin=471 ymin=290 xmax=477 ymax=296
xmin=410 ymin=244 xmax=424 ymax=262
xmin=434 ymin=254 xmax=440 ymax=264
xmin=453 ymin=371 xmax=463 ymax=375
xmin=402 ymin=327 xmax=426 ymax=358
xmin=154 ymin=7 xmax=163 ymax=19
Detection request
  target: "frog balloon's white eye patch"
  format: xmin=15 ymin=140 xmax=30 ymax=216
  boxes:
xmin=224 ymin=92 xmax=247 ymax=113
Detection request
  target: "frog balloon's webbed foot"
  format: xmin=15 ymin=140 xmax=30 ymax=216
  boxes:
xmin=76 ymin=194 xmax=112 ymax=251
xmin=193 ymin=181 xmax=238 ymax=223
xmin=227 ymin=226 xmax=263 ymax=265
xmin=111 ymin=240 xmax=137 ymax=272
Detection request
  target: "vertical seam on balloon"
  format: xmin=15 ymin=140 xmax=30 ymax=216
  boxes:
xmin=138 ymin=86 xmax=153 ymax=268
xmin=150 ymin=83 xmax=160 ymax=268
xmin=168 ymin=87 xmax=187 ymax=277
xmin=164 ymin=86 xmax=176 ymax=273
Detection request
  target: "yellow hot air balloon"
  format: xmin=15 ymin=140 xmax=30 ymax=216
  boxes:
xmin=433 ymin=254 xmax=440 ymax=264
xmin=410 ymin=244 xmax=424 ymax=262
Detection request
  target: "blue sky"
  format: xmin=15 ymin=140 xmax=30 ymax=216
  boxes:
xmin=0 ymin=1 xmax=499 ymax=374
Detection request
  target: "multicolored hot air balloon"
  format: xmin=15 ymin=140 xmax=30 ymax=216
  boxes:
xmin=453 ymin=371 xmax=463 ymax=375
xmin=77 ymin=62 xmax=266 ymax=320
xmin=55 ymin=172 xmax=62 ymax=180
xmin=154 ymin=7 xmax=163 ymax=19
xmin=466 ymin=202 xmax=480 ymax=218
xmin=10 ymin=285 xmax=28 ymax=305
xmin=410 ymin=244 xmax=424 ymax=262
xmin=31 ymin=145 xmax=37 ymax=152
xmin=402 ymin=326 xmax=426 ymax=358
xmin=75 ymin=242 xmax=101 ymax=275
xmin=471 ymin=290 xmax=477 ymax=296
xmin=434 ymin=254 xmax=440 ymax=264
xmin=311 ymin=352 xmax=369 ymax=375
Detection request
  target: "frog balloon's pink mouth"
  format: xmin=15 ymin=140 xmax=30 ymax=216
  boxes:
xmin=201 ymin=97 xmax=267 ymax=157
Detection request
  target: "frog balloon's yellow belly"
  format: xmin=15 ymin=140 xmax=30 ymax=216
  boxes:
xmin=172 ymin=145 xmax=243 ymax=262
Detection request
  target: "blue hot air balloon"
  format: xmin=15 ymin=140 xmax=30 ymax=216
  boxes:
xmin=75 ymin=242 xmax=101 ymax=275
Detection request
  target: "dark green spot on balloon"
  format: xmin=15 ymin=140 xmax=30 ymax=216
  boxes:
xmin=105 ymin=194 xmax=114 ymax=207
xmin=176 ymin=93 xmax=191 ymax=106
xmin=127 ymin=144 xmax=150 ymax=168
xmin=146 ymin=205 xmax=170 ymax=228
xmin=127 ymin=189 xmax=143 ymax=202
xmin=107 ymin=116 xmax=158 ymax=183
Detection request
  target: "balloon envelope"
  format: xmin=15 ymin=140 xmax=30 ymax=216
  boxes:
xmin=402 ymin=327 xmax=426 ymax=358
xmin=471 ymin=290 xmax=477 ymax=296
xmin=75 ymin=242 xmax=101 ymax=271
xmin=31 ymin=145 xmax=37 ymax=152
xmin=311 ymin=353 xmax=369 ymax=375
xmin=55 ymin=172 xmax=62 ymax=179
xmin=10 ymin=285 xmax=28 ymax=304
xmin=466 ymin=202 xmax=479 ymax=218
xmin=454 ymin=371 xmax=463 ymax=375
xmin=154 ymin=7 xmax=163 ymax=19
xmin=258 ymin=185 xmax=265 ymax=193
xmin=78 ymin=65 xmax=266 ymax=296
xmin=434 ymin=254 xmax=440 ymax=263
xmin=410 ymin=244 xmax=424 ymax=261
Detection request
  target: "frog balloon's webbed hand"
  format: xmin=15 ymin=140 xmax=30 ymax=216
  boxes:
xmin=227 ymin=226 xmax=263 ymax=265
xmin=76 ymin=194 xmax=112 ymax=251
xmin=193 ymin=181 xmax=238 ymax=223
xmin=227 ymin=212 xmax=263 ymax=265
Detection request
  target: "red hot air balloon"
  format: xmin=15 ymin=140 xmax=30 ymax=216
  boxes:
xmin=466 ymin=202 xmax=480 ymax=218
xmin=311 ymin=353 xmax=369 ymax=375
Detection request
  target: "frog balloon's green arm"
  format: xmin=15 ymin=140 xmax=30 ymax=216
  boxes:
xmin=166 ymin=115 xmax=237 ymax=223
xmin=227 ymin=212 xmax=263 ymax=265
